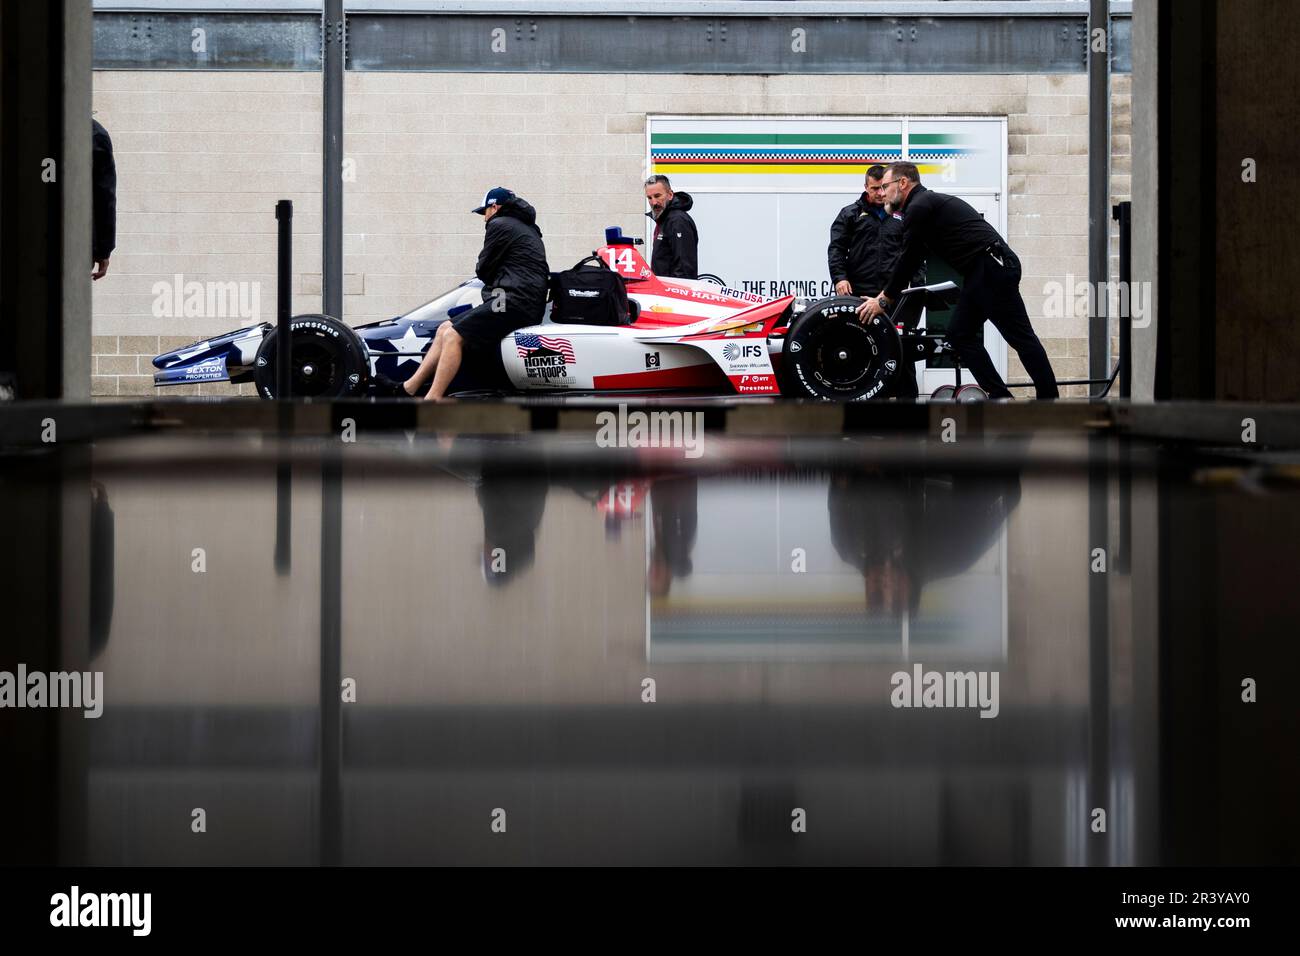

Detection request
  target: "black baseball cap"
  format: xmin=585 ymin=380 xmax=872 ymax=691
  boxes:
xmin=472 ymin=187 xmax=515 ymax=215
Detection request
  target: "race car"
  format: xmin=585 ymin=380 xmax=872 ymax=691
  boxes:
xmin=153 ymin=226 xmax=979 ymax=402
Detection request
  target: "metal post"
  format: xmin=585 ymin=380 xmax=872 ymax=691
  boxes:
xmin=1088 ymin=0 xmax=1111 ymax=397
xmin=323 ymin=0 xmax=344 ymax=321
xmin=1114 ymin=201 xmax=1132 ymax=400
xmin=1113 ymin=200 xmax=1132 ymax=578
xmin=275 ymin=199 xmax=293 ymax=399
xmin=1087 ymin=434 xmax=1111 ymax=866
xmin=319 ymin=453 xmax=343 ymax=865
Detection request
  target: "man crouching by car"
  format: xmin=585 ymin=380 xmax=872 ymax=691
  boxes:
xmin=383 ymin=187 xmax=549 ymax=400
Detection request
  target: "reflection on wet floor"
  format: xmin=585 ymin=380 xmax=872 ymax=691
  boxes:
xmin=2 ymin=430 xmax=1298 ymax=865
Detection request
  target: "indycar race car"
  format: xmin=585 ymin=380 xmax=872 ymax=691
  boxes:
xmin=153 ymin=226 xmax=981 ymax=402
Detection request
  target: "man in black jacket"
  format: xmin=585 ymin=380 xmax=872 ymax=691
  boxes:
xmin=92 ymin=119 xmax=117 ymax=280
xmin=858 ymin=163 xmax=1058 ymax=399
xmin=828 ymin=164 xmax=920 ymax=298
xmin=393 ymin=187 xmax=549 ymax=400
xmin=644 ymin=175 xmax=698 ymax=279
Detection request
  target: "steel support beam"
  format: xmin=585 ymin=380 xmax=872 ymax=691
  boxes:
xmin=1087 ymin=0 xmax=1110 ymax=396
xmin=323 ymin=0 xmax=344 ymax=321
xmin=93 ymin=12 xmax=322 ymax=70
xmin=92 ymin=10 xmax=1133 ymax=73
xmin=350 ymin=13 xmax=1131 ymax=74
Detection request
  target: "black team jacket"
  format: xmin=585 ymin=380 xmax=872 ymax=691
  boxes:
xmin=648 ymin=192 xmax=699 ymax=279
xmin=476 ymin=196 xmax=550 ymax=320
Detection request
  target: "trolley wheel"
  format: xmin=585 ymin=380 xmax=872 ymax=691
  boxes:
xmin=929 ymin=384 xmax=957 ymax=401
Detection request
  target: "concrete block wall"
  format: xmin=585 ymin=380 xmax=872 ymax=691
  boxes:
xmin=92 ymin=70 xmax=1132 ymax=398
xmin=91 ymin=72 xmax=323 ymax=396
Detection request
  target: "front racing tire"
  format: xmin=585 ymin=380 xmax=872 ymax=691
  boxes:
xmin=253 ymin=314 xmax=369 ymax=399
xmin=781 ymin=296 xmax=903 ymax=401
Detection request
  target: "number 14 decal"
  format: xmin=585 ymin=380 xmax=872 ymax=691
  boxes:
xmin=605 ymin=247 xmax=635 ymax=273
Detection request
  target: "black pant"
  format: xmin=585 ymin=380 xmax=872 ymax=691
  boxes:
xmin=948 ymin=247 xmax=1058 ymax=399
xmin=451 ymin=300 xmax=539 ymax=353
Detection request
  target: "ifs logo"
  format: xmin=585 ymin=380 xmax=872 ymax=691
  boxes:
xmin=723 ymin=343 xmax=763 ymax=361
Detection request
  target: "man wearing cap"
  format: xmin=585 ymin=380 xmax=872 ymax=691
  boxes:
xmin=386 ymin=187 xmax=549 ymax=400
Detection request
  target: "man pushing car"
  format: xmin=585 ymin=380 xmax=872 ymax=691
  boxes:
xmin=381 ymin=187 xmax=550 ymax=400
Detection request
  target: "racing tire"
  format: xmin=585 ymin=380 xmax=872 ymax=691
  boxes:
xmin=930 ymin=384 xmax=957 ymax=401
xmin=781 ymin=296 xmax=903 ymax=401
xmin=955 ymin=384 xmax=989 ymax=403
xmin=253 ymin=314 xmax=369 ymax=399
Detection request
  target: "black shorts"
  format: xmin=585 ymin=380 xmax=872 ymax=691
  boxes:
xmin=451 ymin=301 xmax=538 ymax=353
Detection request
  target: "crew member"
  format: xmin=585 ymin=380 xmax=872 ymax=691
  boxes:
xmin=858 ymin=163 xmax=1058 ymax=400
xmin=828 ymin=164 xmax=921 ymax=298
xmin=829 ymin=165 xmax=925 ymax=398
xmin=389 ymin=187 xmax=549 ymax=400
xmin=644 ymin=174 xmax=698 ymax=279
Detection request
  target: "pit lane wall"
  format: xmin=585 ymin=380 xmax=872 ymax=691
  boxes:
xmin=90 ymin=71 xmax=1131 ymax=398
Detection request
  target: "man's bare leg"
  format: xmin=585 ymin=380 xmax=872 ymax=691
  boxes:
xmin=402 ymin=321 xmax=451 ymax=396
xmin=426 ymin=326 xmax=464 ymax=400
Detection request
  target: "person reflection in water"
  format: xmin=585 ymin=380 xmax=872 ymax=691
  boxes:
xmin=477 ymin=473 xmax=548 ymax=587
xmin=647 ymin=476 xmax=698 ymax=598
xmin=442 ymin=437 xmax=549 ymax=587
xmin=829 ymin=466 xmax=1021 ymax=616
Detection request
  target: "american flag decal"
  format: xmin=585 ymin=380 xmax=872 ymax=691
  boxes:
xmin=514 ymin=333 xmax=576 ymax=363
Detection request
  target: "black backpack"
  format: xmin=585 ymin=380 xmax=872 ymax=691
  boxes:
xmin=550 ymin=254 xmax=630 ymax=326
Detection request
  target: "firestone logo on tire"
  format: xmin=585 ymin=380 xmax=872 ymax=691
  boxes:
xmin=296 ymin=320 xmax=340 ymax=338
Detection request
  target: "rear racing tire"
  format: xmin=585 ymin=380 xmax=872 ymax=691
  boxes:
xmin=253 ymin=314 xmax=369 ymax=399
xmin=782 ymin=296 xmax=903 ymax=401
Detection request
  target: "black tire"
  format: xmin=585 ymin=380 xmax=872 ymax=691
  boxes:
xmin=956 ymin=384 xmax=988 ymax=403
xmin=253 ymin=314 xmax=369 ymax=399
xmin=782 ymin=296 xmax=902 ymax=401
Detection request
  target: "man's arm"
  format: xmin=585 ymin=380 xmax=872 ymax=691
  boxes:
xmin=881 ymin=216 xmax=926 ymax=291
xmin=474 ymin=221 xmax=507 ymax=285
xmin=92 ymin=121 xmax=117 ymax=279
xmin=671 ymin=214 xmax=698 ymax=280
xmin=827 ymin=205 xmax=853 ymax=287
xmin=881 ymin=192 xmax=938 ymax=302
